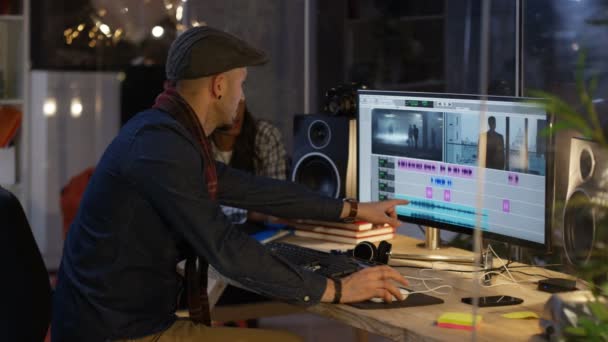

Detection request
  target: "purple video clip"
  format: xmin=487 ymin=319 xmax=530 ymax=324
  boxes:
xmin=502 ymin=199 xmax=510 ymax=213
xmin=426 ymin=187 xmax=433 ymax=199
xmin=508 ymin=173 xmax=520 ymax=185
xmin=444 ymin=189 xmax=451 ymax=202
xmin=443 ymin=163 xmax=474 ymax=179
xmin=398 ymin=158 xmax=438 ymax=174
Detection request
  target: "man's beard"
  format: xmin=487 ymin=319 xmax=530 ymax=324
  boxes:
xmin=214 ymin=105 xmax=237 ymax=132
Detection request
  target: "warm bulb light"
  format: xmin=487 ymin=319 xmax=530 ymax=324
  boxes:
xmin=176 ymin=5 xmax=183 ymax=20
xmin=152 ymin=26 xmax=164 ymax=38
xmin=43 ymin=99 xmax=57 ymax=117
xmin=100 ymin=24 xmax=111 ymax=36
xmin=70 ymin=98 xmax=83 ymax=118
xmin=191 ymin=20 xmax=206 ymax=27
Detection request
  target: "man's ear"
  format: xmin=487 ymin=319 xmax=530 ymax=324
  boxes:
xmin=211 ymin=73 xmax=226 ymax=99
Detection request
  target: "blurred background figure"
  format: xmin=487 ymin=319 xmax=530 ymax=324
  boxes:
xmin=210 ymin=99 xmax=288 ymax=225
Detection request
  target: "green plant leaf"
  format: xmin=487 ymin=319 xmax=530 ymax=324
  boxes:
xmin=528 ymin=91 xmax=586 ymax=124
xmin=565 ymin=325 xmax=587 ymax=337
xmin=539 ymin=121 xmax=574 ymax=137
xmin=588 ymin=302 xmax=608 ymax=322
xmin=589 ymin=75 xmax=599 ymax=97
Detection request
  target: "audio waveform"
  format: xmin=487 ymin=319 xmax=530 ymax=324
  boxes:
xmin=395 ymin=194 xmax=489 ymax=230
xmin=405 ymin=199 xmax=482 ymax=216
xmin=407 ymin=212 xmax=489 ymax=231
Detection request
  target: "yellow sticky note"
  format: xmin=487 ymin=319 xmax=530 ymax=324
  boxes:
xmin=438 ymin=312 xmax=483 ymax=326
xmin=501 ymin=311 xmax=539 ymax=319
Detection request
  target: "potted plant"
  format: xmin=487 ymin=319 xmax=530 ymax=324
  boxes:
xmin=530 ymin=52 xmax=608 ymax=341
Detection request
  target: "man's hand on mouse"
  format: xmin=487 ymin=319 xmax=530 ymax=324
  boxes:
xmin=322 ymin=265 xmax=408 ymax=303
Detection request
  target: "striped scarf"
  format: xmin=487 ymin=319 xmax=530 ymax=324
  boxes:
xmin=153 ymin=83 xmax=215 ymax=325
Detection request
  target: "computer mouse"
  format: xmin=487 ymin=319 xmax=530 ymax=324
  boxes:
xmin=370 ymin=288 xmax=410 ymax=303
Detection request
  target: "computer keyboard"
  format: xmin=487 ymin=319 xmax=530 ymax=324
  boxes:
xmin=266 ymin=242 xmax=374 ymax=279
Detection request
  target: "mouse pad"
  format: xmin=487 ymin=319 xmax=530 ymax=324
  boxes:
xmin=348 ymin=291 xmax=444 ymax=310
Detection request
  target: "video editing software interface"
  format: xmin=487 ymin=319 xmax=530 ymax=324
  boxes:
xmin=358 ymin=91 xmax=549 ymax=245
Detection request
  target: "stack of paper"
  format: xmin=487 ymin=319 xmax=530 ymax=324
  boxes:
xmin=289 ymin=219 xmax=395 ymax=244
xmin=437 ymin=312 xmax=482 ymax=331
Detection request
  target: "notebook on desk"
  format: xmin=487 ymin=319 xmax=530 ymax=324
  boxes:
xmin=238 ymin=221 xmax=293 ymax=244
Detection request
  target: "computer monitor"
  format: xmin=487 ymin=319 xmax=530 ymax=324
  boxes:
xmin=357 ymin=90 xmax=554 ymax=249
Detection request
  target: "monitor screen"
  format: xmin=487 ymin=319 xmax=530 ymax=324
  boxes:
xmin=357 ymin=90 xmax=553 ymax=248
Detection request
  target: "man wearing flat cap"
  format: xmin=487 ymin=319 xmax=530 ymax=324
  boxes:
xmin=52 ymin=26 xmax=408 ymax=341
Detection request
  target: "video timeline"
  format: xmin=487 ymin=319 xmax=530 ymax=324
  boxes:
xmin=397 ymin=158 xmax=475 ymax=178
xmin=395 ymin=194 xmax=490 ymax=230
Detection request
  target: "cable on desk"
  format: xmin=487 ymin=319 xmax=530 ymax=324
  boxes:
xmin=505 ymin=264 xmax=563 ymax=269
xmin=407 ymin=285 xmax=453 ymax=296
xmin=507 ymin=270 xmax=551 ymax=279
xmin=477 ymin=271 xmax=538 ymax=288
xmin=402 ymin=274 xmax=453 ymax=296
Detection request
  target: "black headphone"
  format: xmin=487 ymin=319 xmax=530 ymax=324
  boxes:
xmin=351 ymin=240 xmax=392 ymax=264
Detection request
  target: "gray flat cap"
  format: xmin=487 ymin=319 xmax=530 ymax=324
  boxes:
xmin=166 ymin=26 xmax=268 ymax=80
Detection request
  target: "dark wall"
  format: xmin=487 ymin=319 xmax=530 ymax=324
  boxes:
xmin=186 ymin=0 xmax=307 ymax=152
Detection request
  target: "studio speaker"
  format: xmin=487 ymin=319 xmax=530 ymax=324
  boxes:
xmin=562 ymin=137 xmax=608 ymax=265
xmin=291 ymin=114 xmax=357 ymax=198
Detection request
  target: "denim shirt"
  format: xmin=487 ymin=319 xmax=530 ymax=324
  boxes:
xmin=51 ymin=109 xmax=342 ymax=341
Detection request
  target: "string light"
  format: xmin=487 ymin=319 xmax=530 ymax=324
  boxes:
xmin=70 ymin=98 xmax=83 ymax=118
xmin=63 ymin=1 xmax=184 ymax=48
xmin=176 ymin=5 xmax=183 ymax=21
xmin=43 ymin=99 xmax=57 ymax=117
xmin=152 ymin=26 xmax=165 ymax=38
xmin=99 ymin=24 xmax=111 ymax=36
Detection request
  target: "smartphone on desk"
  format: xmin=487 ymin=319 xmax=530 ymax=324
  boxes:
xmin=461 ymin=295 xmax=523 ymax=307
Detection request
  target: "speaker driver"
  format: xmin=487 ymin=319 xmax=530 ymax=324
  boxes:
xmin=563 ymin=190 xmax=595 ymax=265
xmin=308 ymin=120 xmax=331 ymax=149
xmin=579 ymin=147 xmax=595 ymax=181
xmin=292 ymin=152 xmax=341 ymax=198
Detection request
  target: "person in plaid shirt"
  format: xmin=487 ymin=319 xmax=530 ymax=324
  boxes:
xmin=211 ymin=99 xmax=287 ymax=224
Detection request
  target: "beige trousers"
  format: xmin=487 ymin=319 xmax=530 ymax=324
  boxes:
xmin=118 ymin=319 xmax=303 ymax=342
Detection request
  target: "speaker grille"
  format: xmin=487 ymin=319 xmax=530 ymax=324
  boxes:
xmin=563 ymin=190 xmax=595 ymax=265
xmin=292 ymin=152 xmax=341 ymax=198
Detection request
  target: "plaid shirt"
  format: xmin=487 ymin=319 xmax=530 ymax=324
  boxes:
xmin=212 ymin=120 xmax=287 ymax=223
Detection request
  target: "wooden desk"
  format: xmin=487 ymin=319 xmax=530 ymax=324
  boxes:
xmin=279 ymin=234 xmax=578 ymax=342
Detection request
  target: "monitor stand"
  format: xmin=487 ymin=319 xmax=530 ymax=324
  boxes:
xmin=416 ymin=226 xmax=446 ymax=250
xmin=390 ymin=226 xmax=477 ymax=264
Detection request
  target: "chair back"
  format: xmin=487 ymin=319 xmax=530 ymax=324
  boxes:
xmin=0 ymin=186 xmax=52 ymax=341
